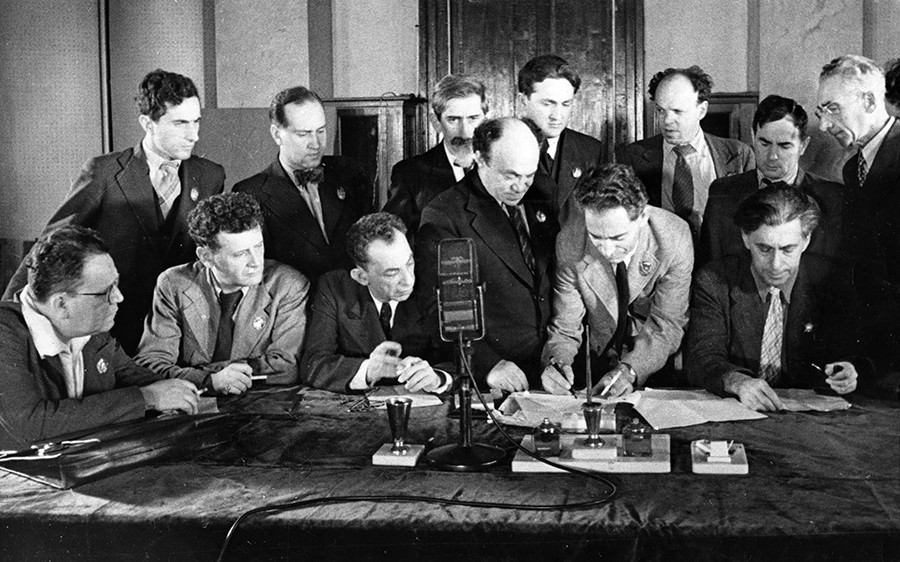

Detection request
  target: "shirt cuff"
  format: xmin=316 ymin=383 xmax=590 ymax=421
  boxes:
xmin=431 ymin=369 xmax=453 ymax=394
xmin=349 ymin=359 xmax=371 ymax=391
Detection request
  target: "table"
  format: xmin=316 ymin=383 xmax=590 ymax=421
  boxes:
xmin=1 ymin=386 xmax=898 ymax=561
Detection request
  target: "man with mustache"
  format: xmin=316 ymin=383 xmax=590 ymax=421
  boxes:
xmin=234 ymin=86 xmax=373 ymax=282
xmin=383 ymin=74 xmax=488 ymax=239
xmin=3 ymin=70 xmax=225 ymax=355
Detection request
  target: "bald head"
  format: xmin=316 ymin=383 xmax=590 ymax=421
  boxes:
xmin=473 ymin=117 xmax=540 ymax=206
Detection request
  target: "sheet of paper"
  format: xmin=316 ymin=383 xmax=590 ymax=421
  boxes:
xmin=634 ymin=389 xmax=766 ymax=430
xmin=371 ymin=389 xmax=443 ymax=409
xmin=775 ymin=389 xmax=851 ymax=412
xmin=494 ymin=390 xmax=639 ymax=429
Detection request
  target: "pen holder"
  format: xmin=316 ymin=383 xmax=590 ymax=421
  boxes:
xmin=386 ymin=397 xmax=412 ymax=455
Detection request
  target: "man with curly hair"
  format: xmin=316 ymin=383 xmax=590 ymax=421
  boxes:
xmin=618 ymin=65 xmax=754 ymax=241
xmin=3 ymin=69 xmax=225 ymax=355
xmin=136 ymin=193 xmax=309 ymax=395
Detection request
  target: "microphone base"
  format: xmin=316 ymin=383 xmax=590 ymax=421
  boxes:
xmin=426 ymin=442 xmax=505 ymax=472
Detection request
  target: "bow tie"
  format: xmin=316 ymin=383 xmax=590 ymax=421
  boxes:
xmin=294 ymin=166 xmax=325 ymax=187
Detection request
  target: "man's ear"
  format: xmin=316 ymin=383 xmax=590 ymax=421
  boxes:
xmin=350 ymin=266 xmax=369 ymax=287
xmin=862 ymin=91 xmax=877 ymax=113
xmin=138 ymin=114 xmax=153 ymax=134
xmin=49 ymin=292 xmax=70 ymax=319
xmin=741 ymin=232 xmax=751 ymax=250
xmin=697 ymin=100 xmax=709 ymax=120
xmin=196 ymin=246 xmax=213 ymax=267
xmin=270 ymin=123 xmax=282 ymax=145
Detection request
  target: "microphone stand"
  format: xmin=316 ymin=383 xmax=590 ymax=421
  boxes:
xmin=426 ymin=328 xmax=505 ymax=471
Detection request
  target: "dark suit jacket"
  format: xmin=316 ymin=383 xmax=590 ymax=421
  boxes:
xmin=0 ymin=302 xmax=161 ymax=451
xmin=2 ymin=145 xmax=225 ymax=355
xmin=544 ymin=128 xmax=603 ymax=221
xmin=416 ymin=171 xmax=559 ymax=387
xmin=300 ymin=270 xmax=443 ymax=394
xmin=233 ymin=156 xmax=374 ymax=281
xmin=135 ymin=260 xmax=310 ymax=387
xmin=617 ymin=133 xmax=755 ymax=208
xmin=699 ymin=168 xmax=846 ymax=266
xmin=686 ymin=253 xmax=868 ymax=396
xmin=383 ymin=143 xmax=457 ymax=236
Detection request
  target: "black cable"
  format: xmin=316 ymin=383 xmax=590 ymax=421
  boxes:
xmin=215 ymin=344 xmax=618 ymax=562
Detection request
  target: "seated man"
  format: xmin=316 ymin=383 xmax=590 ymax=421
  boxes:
xmin=699 ymin=94 xmax=844 ymax=266
xmin=136 ymin=193 xmax=309 ymax=394
xmin=541 ymin=164 xmax=693 ymax=398
xmin=301 ymin=213 xmax=450 ymax=394
xmin=0 ymin=226 xmax=198 ymax=451
xmin=686 ymin=186 xmax=863 ymax=411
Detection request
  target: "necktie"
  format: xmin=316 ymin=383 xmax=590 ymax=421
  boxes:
xmin=611 ymin=261 xmax=631 ymax=356
xmin=379 ymin=301 xmax=392 ymax=340
xmin=762 ymin=178 xmax=788 ymax=189
xmin=212 ymin=290 xmax=243 ymax=362
xmin=539 ymin=140 xmax=553 ymax=177
xmin=505 ymin=204 xmax=535 ymax=273
xmin=759 ymin=287 xmax=783 ymax=383
xmin=293 ymin=168 xmax=329 ymax=242
xmin=156 ymin=161 xmax=181 ymax=218
xmin=671 ymin=144 xmax=697 ymax=235
xmin=857 ymin=149 xmax=868 ymax=187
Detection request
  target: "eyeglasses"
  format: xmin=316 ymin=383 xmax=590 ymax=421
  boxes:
xmin=72 ymin=281 xmax=119 ymax=304
xmin=814 ymin=102 xmax=841 ymax=120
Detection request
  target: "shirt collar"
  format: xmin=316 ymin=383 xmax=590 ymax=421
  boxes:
xmin=369 ymin=292 xmax=399 ymax=316
xmin=546 ymin=135 xmax=561 ymax=159
xmin=206 ymin=266 xmax=250 ymax=298
xmin=756 ymin=167 xmax=800 ymax=187
xmin=750 ymin=267 xmax=796 ymax=304
xmin=861 ymin=116 xmax=896 ymax=167
xmin=663 ymin=128 xmax=707 ymax=158
xmin=20 ymin=286 xmax=91 ymax=359
xmin=142 ymin=137 xmax=180 ymax=177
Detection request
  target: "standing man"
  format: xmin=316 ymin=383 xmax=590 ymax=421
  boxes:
xmin=518 ymin=54 xmax=603 ymax=219
xmin=700 ymin=95 xmax=845 ymax=265
xmin=383 ymin=74 xmax=488 ymax=236
xmin=0 ymin=226 xmax=199 ymax=451
xmin=687 ymin=186 xmax=863 ymax=411
xmin=816 ymin=55 xmax=900 ymax=378
xmin=234 ymin=86 xmax=373 ymax=281
xmin=136 ymin=193 xmax=310 ymax=394
xmin=302 ymin=213 xmax=450 ymax=395
xmin=3 ymin=69 xmax=225 ymax=355
xmin=618 ymin=66 xmax=754 ymax=241
xmin=541 ymin=164 xmax=693 ymax=397
xmin=417 ymin=118 xmax=559 ymax=391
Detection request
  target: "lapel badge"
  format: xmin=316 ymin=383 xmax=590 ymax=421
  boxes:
xmin=572 ymin=167 xmax=583 ymax=179
xmin=190 ymin=187 xmax=199 ymax=201
xmin=804 ymin=323 xmax=815 ymax=333
xmin=336 ymin=187 xmax=347 ymax=200
xmin=639 ymin=260 xmax=652 ymax=276
xmin=535 ymin=210 xmax=546 ymax=223
xmin=253 ymin=316 xmax=265 ymax=331
xmin=96 ymin=358 xmax=108 ymax=374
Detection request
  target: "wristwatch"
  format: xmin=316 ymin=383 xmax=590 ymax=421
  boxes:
xmin=619 ymin=362 xmax=637 ymax=385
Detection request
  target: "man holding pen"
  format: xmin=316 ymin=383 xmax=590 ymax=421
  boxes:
xmin=541 ymin=164 xmax=693 ymax=397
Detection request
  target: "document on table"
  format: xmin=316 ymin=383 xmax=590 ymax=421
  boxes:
xmin=775 ymin=388 xmax=851 ymax=412
xmin=495 ymin=391 xmax=640 ymax=429
xmin=370 ymin=386 xmax=444 ymax=409
xmin=635 ymin=389 xmax=767 ymax=429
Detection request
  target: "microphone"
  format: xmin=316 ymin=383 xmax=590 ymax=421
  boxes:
xmin=436 ymin=238 xmax=485 ymax=342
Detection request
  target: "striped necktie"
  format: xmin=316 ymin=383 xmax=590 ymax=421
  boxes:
xmin=759 ymin=287 xmax=783 ymax=383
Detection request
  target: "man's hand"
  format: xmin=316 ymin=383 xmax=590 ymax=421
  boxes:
xmin=210 ymin=362 xmax=254 ymax=395
xmin=541 ymin=362 xmax=574 ymax=395
xmin=139 ymin=379 xmax=200 ymax=414
xmin=397 ymin=356 xmax=444 ymax=393
xmin=486 ymin=359 xmax=529 ymax=392
xmin=366 ymin=341 xmax=402 ymax=385
xmin=593 ymin=364 xmax=634 ymax=398
xmin=825 ymin=361 xmax=858 ymax=394
xmin=724 ymin=372 xmax=783 ymax=411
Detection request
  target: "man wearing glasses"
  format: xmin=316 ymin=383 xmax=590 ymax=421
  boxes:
xmin=0 ymin=226 xmax=199 ymax=451
xmin=816 ymin=55 xmax=900 ymax=396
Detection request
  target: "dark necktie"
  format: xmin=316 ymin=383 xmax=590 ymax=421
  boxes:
xmin=293 ymin=166 xmax=325 ymax=187
xmin=610 ymin=261 xmax=631 ymax=356
xmin=672 ymin=144 xmax=697 ymax=235
xmin=212 ymin=290 xmax=243 ymax=362
xmin=857 ymin=149 xmax=868 ymax=187
xmin=762 ymin=178 xmax=788 ymax=189
xmin=539 ymin=140 xmax=553 ymax=177
xmin=505 ymin=204 xmax=535 ymax=273
xmin=379 ymin=301 xmax=392 ymax=340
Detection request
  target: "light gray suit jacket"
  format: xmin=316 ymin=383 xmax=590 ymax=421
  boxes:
xmin=135 ymin=260 xmax=309 ymax=386
xmin=542 ymin=206 xmax=693 ymax=383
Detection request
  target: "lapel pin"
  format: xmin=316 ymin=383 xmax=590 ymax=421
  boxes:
xmin=804 ymin=323 xmax=815 ymax=333
xmin=336 ymin=187 xmax=347 ymax=200
xmin=190 ymin=188 xmax=199 ymax=201
xmin=253 ymin=317 xmax=265 ymax=330
xmin=535 ymin=210 xmax=546 ymax=223
xmin=96 ymin=358 xmax=108 ymax=374
xmin=639 ymin=260 xmax=652 ymax=276
xmin=572 ymin=167 xmax=582 ymax=179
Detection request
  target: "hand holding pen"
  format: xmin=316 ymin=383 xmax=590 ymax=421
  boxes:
xmin=811 ymin=361 xmax=858 ymax=395
xmin=541 ymin=357 xmax=577 ymax=396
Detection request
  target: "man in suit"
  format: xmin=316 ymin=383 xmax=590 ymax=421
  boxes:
xmin=0 ymin=226 xmax=199 ymax=451
xmin=541 ymin=164 xmax=693 ymax=397
xmin=518 ymin=54 xmax=603 ymax=220
xmin=136 ymin=193 xmax=310 ymax=394
xmin=233 ymin=86 xmax=373 ymax=282
xmin=618 ymin=66 xmax=754 ymax=241
xmin=885 ymin=58 xmax=900 ymax=119
xmin=302 ymin=213 xmax=450 ymax=394
xmin=817 ymin=55 xmax=900 ymax=382
xmin=687 ymin=186 xmax=863 ymax=411
xmin=3 ymin=69 xmax=225 ymax=355
xmin=383 ymin=74 xmax=488 ymax=236
xmin=417 ymin=117 xmax=559 ymax=391
xmin=700 ymin=95 xmax=845 ymax=265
